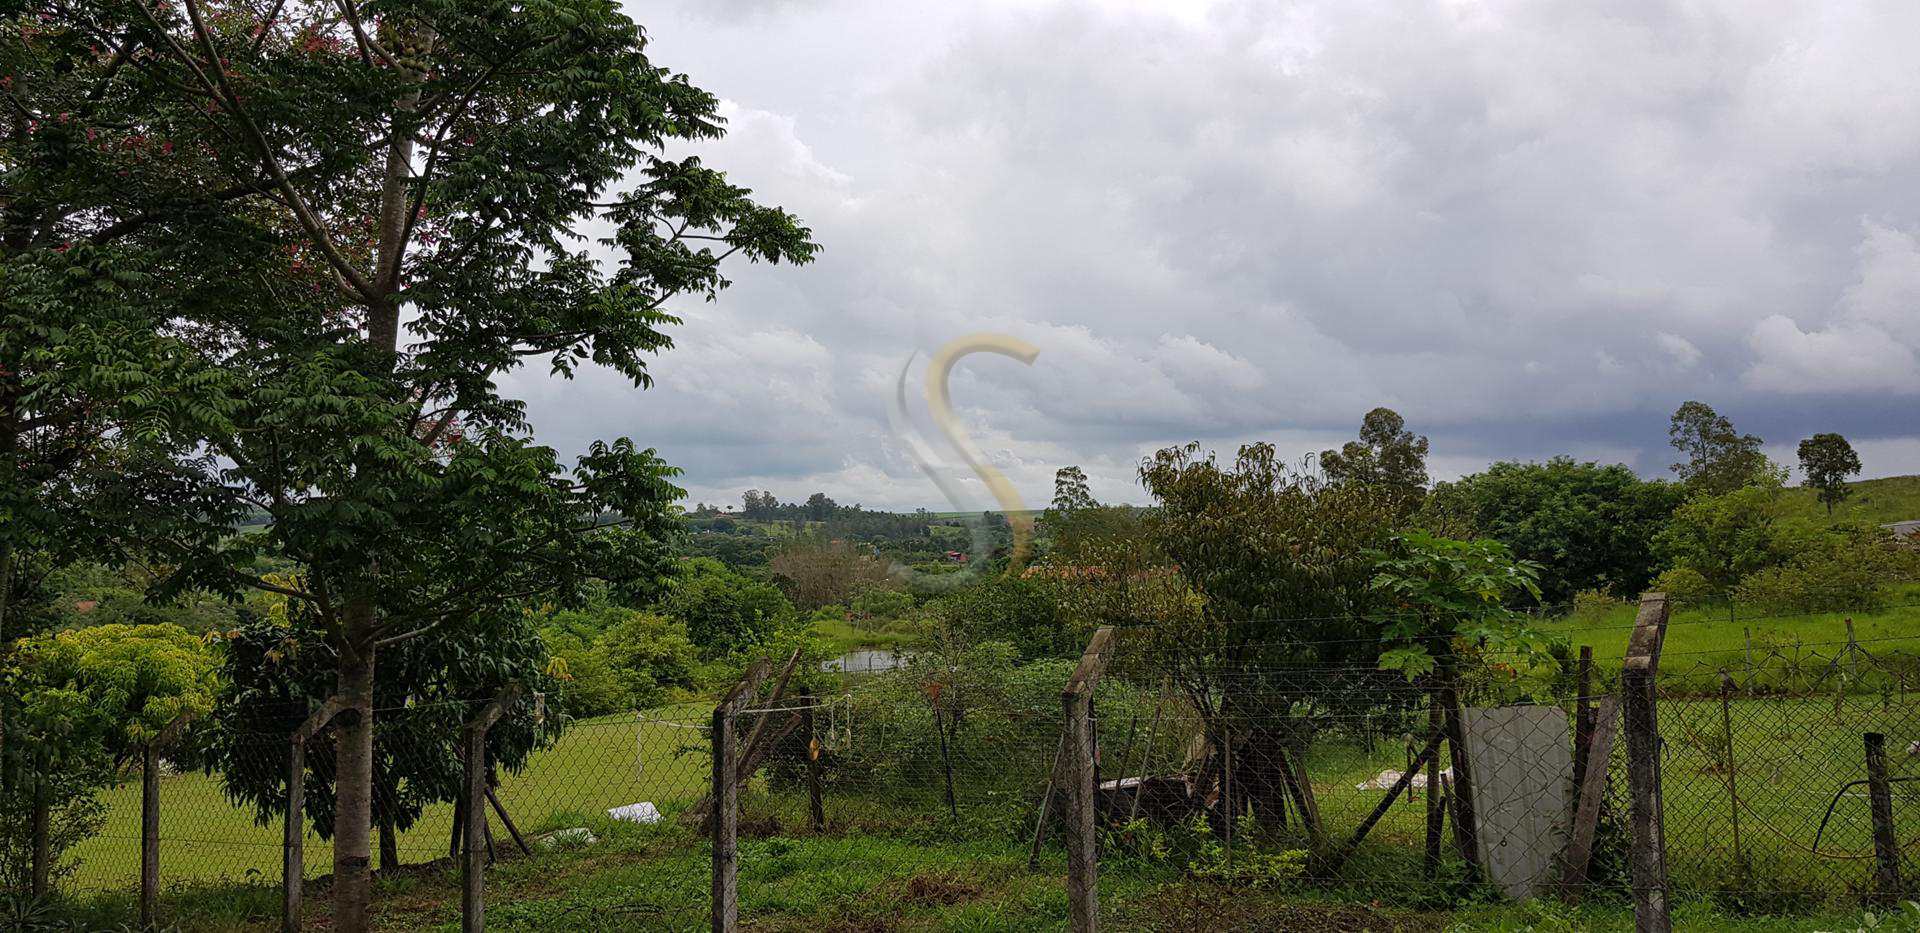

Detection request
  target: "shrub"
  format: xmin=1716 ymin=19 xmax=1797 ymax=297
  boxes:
xmin=1731 ymin=525 xmax=1919 ymax=614
xmin=595 ymin=611 xmax=699 ymax=709
xmin=1571 ymin=589 xmax=1623 ymax=623
xmin=1652 ymin=567 xmax=1715 ymax=605
xmin=541 ymin=632 xmax=630 ymax=718
xmin=849 ymin=584 xmax=916 ymax=621
xmin=928 ymin=575 xmax=1070 ymax=660
xmin=663 ymin=558 xmax=795 ymax=658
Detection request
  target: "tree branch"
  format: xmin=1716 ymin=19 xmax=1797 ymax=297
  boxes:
xmin=167 ymin=0 xmax=377 ymax=301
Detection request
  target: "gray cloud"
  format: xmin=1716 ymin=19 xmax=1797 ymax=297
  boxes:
xmin=502 ymin=0 xmax=1920 ymax=511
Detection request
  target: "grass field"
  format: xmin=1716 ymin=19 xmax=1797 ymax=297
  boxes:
xmin=1539 ymin=582 xmax=1920 ymax=689
xmin=68 ymin=706 xmax=716 ymax=890
xmin=71 ymin=767 xmax=1918 ymax=931
xmin=1781 ymin=474 xmax=1920 ymax=526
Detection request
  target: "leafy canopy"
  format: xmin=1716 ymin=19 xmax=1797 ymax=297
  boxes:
xmin=1669 ymin=401 xmax=1778 ymax=496
xmin=1797 ymin=433 xmax=1863 ymax=516
xmin=1423 ymin=458 xmax=1685 ymax=602
xmin=1366 ymin=532 xmax=1550 ymax=679
xmin=1319 ymin=407 xmax=1430 ymax=508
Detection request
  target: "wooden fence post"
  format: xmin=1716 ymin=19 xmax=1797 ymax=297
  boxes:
xmin=1570 ymin=645 xmax=1595 ymax=815
xmin=137 ymin=715 xmax=193 ymax=932
xmin=284 ymin=697 xmax=342 ymax=933
xmin=710 ymin=660 xmax=772 ymax=933
xmin=711 ymin=703 xmax=739 ymax=933
xmin=1424 ymin=701 xmax=1445 ymax=879
xmin=1866 ymin=732 xmax=1903 ymax=900
xmin=1061 ymin=627 xmax=1113 ymax=933
xmin=31 ymin=749 xmax=50 ymax=898
xmin=1621 ymin=593 xmax=1672 ymax=933
xmin=801 ymin=688 xmax=825 ymax=832
xmin=284 ymin=737 xmax=306 ymax=933
xmin=140 ymin=742 xmax=160 ymax=931
xmin=463 ymin=688 xmax=521 ymax=933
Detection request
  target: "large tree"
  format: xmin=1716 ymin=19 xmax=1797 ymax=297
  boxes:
xmin=1132 ymin=442 xmax=1405 ymax=852
xmin=1797 ymin=432 xmax=1862 ymax=516
xmin=1319 ymin=407 xmax=1430 ymax=510
xmin=36 ymin=3 xmax=816 ymax=927
xmin=1668 ymin=401 xmax=1775 ymax=495
xmin=2 ymin=13 xmax=238 ymax=898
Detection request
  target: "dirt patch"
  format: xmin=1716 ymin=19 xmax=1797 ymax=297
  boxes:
xmin=894 ymin=870 xmax=983 ymax=907
xmin=1123 ymin=884 xmax=1447 ymax=932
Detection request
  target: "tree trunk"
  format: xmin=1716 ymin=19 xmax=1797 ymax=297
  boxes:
xmin=379 ymin=817 xmax=399 ymax=874
xmin=0 ymin=539 xmax=14 ymax=778
xmin=30 ymin=751 xmax=50 ymax=898
xmin=331 ymin=631 xmax=377 ymax=933
xmin=1241 ymin=726 xmax=1294 ymax=830
xmin=1437 ymin=662 xmax=1481 ymax=875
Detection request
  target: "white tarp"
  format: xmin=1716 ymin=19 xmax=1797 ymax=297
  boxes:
xmin=606 ymin=801 xmax=662 ymax=824
xmin=1354 ymin=767 xmax=1451 ymax=791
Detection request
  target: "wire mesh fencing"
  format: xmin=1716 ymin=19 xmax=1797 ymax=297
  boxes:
xmin=29 ymin=609 xmax=1920 ymax=930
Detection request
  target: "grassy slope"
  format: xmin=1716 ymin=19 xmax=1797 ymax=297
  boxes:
xmin=1779 ymin=474 xmax=1920 ymax=525
xmin=1540 ymin=582 xmax=1920 ymax=678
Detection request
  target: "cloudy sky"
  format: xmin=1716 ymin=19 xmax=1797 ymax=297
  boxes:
xmin=502 ymin=0 xmax=1920 ymax=512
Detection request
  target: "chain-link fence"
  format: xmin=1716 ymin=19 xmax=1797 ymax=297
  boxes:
xmin=31 ymin=598 xmax=1920 ymax=930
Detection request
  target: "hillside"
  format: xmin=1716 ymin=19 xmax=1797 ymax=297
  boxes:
xmin=1779 ymin=473 xmax=1920 ymax=525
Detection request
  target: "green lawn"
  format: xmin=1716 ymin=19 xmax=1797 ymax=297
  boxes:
xmin=1540 ymin=582 xmax=1920 ymax=693
xmin=69 ymin=707 xmax=715 ymax=891
xmin=75 ymin=804 xmax=1911 ymax=932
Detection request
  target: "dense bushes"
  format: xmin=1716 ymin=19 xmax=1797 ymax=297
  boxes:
xmin=1424 ymin=458 xmax=1686 ymax=602
xmin=1731 ymin=526 xmax=1920 ymax=614
xmin=1655 ymin=481 xmax=1917 ymax=613
xmin=664 ymin=558 xmax=795 ymax=658
xmin=927 ymin=575 xmax=1070 ymax=660
xmin=537 ymin=606 xmax=701 ymax=715
xmin=826 ymin=640 xmax=1075 ymax=795
xmin=2 ymin=624 xmax=218 ymax=889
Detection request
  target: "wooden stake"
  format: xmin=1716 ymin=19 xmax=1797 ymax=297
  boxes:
xmin=1438 ymin=661 xmax=1481 ymax=874
xmin=801 ymin=688 xmax=824 ymax=832
xmin=1329 ymin=728 xmax=1445 ymax=872
xmin=1570 ymin=645 xmax=1595 ymax=818
xmin=1867 ymin=732 xmax=1903 ymax=901
xmin=1126 ymin=680 xmax=1168 ymax=825
xmin=933 ymin=702 xmax=958 ymax=819
xmin=1622 ymin=594 xmax=1672 ymax=933
xmin=284 ymin=739 xmax=306 ymax=933
xmin=140 ymin=742 xmax=161 ymax=932
xmin=709 ymin=661 xmax=770 ymax=933
xmin=463 ymin=688 xmax=521 ymax=933
xmin=1424 ymin=699 xmax=1445 ymax=879
xmin=486 ymin=786 xmax=530 ymax=857
xmin=1060 ymin=627 xmax=1113 ymax=933
xmin=1028 ymin=733 xmax=1066 ymax=871
xmin=284 ymin=697 xmax=342 ymax=933
xmin=1063 ymin=688 xmax=1099 ymax=932
xmin=1720 ymin=674 xmax=1743 ymax=877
